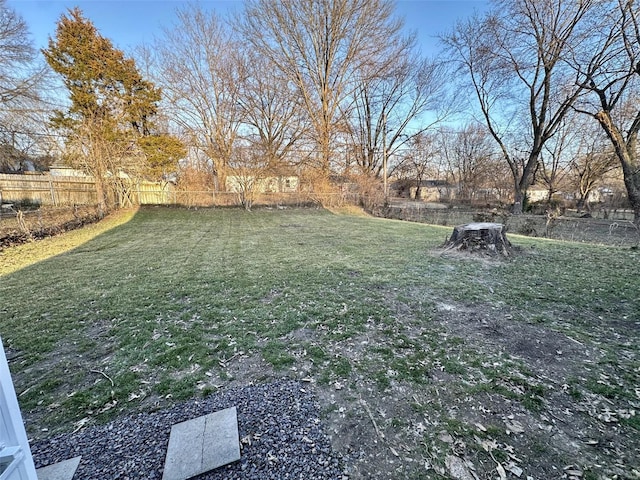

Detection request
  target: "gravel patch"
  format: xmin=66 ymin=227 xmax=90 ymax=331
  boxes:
xmin=31 ymin=380 xmax=346 ymax=479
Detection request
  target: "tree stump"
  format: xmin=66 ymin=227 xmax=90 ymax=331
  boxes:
xmin=443 ymin=222 xmax=513 ymax=257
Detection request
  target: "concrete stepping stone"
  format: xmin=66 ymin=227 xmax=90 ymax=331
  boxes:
xmin=162 ymin=406 xmax=240 ymax=480
xmin=36 ymin=456 xmax=81 ymax=480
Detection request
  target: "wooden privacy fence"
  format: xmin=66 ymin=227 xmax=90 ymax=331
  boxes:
xmin=0 ymin=173 xmax=97 ymax=206
xmin=0 ymin=173 xmax=360 ymax=208
xmin=0 ymin=174 xmax=175 ymax=206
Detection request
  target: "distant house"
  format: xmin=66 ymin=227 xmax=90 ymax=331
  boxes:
xmin=410 ymin=180 xmax=452 ymax=202
xmin=586 ymin=187 xmax=615 ymax=204
xmin=527 ymin=188 xmax=549 ymax=203
xmin=226 ymin=173 xmax=299 ymax=194
xmin=49 ymin=161 xmax=90 ymax=177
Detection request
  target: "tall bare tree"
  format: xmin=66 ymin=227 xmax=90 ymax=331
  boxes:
xmin=346 ymin=53 xmax=448 ymax=178
xmin=438 ymin=123 xmax=495 ymax=203
xmin=237 ymin=51 xmax=307 ymax=173
xmin=238 ymin=0 xmax=406 ymax=180
xmin=572 ymin=0 xmax=640 ymax=224
xmin=0 ymin=0 xmax=49 ymax=172
xmin=396 ymin=131 xmax=439 ymax=200
xmin=444 ymin=0 xmax=594 ymax=213
xmin=156 ymin=4 xmax=244 ymax=191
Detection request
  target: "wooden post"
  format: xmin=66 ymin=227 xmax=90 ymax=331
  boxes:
xmin=49 ymin=177 xmax=57 ymax=206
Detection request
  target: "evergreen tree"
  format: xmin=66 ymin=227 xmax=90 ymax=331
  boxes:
xmin=43 ymin=8 xmax=183 ymax=211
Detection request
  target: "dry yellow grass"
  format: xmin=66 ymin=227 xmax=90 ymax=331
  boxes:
xmin=0 ymin=207 xmax=138 ymax=276
xmin=324 ymin=204 xmax=371 ymax=217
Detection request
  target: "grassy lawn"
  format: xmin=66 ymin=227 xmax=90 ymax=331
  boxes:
xmin=1 ymin=206 xmax=638 ymax=479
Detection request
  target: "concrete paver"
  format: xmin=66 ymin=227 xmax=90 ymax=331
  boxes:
xmin=36 ymin=456 xmax=81 ymax=480
xmin=162 ymin=407 xmax=240 ymax=480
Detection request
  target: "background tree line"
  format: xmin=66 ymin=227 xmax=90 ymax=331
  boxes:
xmin=0 ymin=0 xmax=638 ymax=221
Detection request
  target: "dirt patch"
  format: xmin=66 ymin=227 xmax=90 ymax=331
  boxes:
xmin=289 ymin=294 xmax=640 ymax=479
xmin=434 ymin=302 xmax=595 ymax=377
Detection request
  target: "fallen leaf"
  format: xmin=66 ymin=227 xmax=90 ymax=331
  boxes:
xmin=506 ymin=461 xmax=523 ymax=477
xmin=445 ymin=455 xmax=475 ymax=480
xmin=564 ymin=465 xmax=583 ymax=477
xmin=478 ymin=438 xmax=498 ymax=452
xmin=438 ymin=431 xmax=454 ymax=444
xmin=505 ymin=419 xmax=525 ymax=434
xmin=72 ymin=417 xmax=90 ymax=433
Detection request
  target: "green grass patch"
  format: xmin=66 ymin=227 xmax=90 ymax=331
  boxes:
xmin=262 ymin=341 xmax=295 ymax=369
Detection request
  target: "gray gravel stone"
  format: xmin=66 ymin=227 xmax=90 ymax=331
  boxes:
xmin=31 ymin=380 xmax=346 ymax=479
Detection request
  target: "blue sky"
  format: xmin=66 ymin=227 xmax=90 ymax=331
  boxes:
xmin=8 ymin=0 xmax=490 ymax=57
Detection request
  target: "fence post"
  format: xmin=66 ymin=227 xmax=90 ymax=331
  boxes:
xmin=49 ymin=177 xmax=57 ymax=206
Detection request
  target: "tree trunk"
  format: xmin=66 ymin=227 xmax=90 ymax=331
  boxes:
xmin=95 ymin=179 xmax=107 ymax=217
xmin=320 ymin=132 xmax=332 ymax=180
xmin=512 ymin=188 xmax=524 ymax=214
xmin=594 ymin=111 xmax=640 ymax=225
xmin=625 ymin=173 xmax=640 ymax=225
xmin=511 ymin=149 xmax=541 ymax=214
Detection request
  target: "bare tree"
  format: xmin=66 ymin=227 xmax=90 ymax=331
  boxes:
xmin=444 ymin=0 xmax=594 ymax=213
xmin=155 ymin=4 xmax=244 ymax=191
xmin=0 ymin=0 xmax=43 ymax=105
xmin=346 ymin=53 xmax=448 ymax=178
xmin=568 ymin=122 xmax=619 ymax=212
xmin=0 ymin=0 xmax=50 ymax=172
xmin=226 ymin=144 xmax=271 ymax=211
xmin=438 ymin=123 xmax=495 ymax=203
xmin=571 ymin=0 xmax=640 ymax=224
xmin=397 ymin=131 xmax=439 ymax=200
xmin=537 ymin=117 xmax=576 ymax=204
xmin=238 ymin=0 xmax=406 ymax=180
xmin=237 ymin=51 xmax=307 ymax=174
